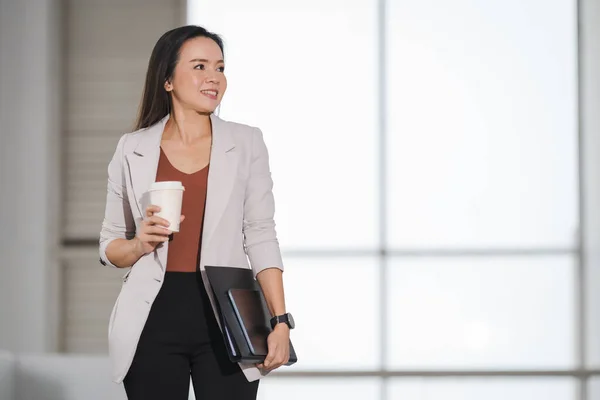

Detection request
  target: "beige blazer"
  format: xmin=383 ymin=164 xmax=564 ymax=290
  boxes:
xmin=99 ymin=113 xmax=284 ymax=384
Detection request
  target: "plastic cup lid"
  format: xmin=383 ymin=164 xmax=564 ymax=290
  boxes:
xmin=149 ymin=181 xmax=185 ymax=191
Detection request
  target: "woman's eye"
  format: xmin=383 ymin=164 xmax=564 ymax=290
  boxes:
xmin=194 ymin=64 xmax=205 ymax=70
xmin=217 ymin=66 xmax=225 ymax=72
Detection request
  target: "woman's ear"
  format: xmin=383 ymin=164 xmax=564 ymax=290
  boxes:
xmin=164 ymin=80 xmax=173 ymax=92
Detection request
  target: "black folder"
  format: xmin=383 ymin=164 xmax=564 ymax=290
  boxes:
xmin=205 ymin=265 xmax=298 ymax=365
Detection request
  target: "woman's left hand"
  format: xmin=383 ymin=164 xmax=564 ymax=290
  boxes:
xmin=257 ymin=324 xmax=290 ymax=372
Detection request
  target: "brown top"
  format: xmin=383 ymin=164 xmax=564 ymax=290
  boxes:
xmin=155 ymin=147 xmax=209 ymax=272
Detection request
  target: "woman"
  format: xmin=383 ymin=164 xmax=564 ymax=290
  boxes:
xmin=99 ymin=25 xmax=294 ymax=400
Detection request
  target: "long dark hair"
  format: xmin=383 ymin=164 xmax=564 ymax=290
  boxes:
xmin=133 ymin=25 xmax=225 ymax=131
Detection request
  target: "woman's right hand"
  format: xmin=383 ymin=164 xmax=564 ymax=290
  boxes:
xmin=134 ymin=205 xmax=184 ymax=256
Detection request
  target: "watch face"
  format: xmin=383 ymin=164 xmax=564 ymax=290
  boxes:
xmin=287 ymin=313 xmax=295 ymax=329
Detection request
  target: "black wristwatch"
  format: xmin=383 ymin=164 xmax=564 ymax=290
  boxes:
xmin=270 ymin=313 xmax=295 ymax=330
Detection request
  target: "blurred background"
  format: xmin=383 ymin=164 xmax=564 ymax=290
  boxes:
xmin=1 ymin=0 xmax=600 ymax=399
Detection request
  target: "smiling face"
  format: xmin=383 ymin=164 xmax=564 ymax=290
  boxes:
xmin=164 ymin=36 xmax=227 ymax=114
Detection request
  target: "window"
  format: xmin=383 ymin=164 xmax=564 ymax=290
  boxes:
xmin=187 ymin=0 xmax=580 ymax=398
xmin=386 ymin=0 xmax=578 ymax=249
xmin=281 ymin=257 xmax=380 ymax=370
xmin=259 ymin=378 xmax=381 ymax=400
xmin=188 ymin=0 xmax=380 ymax=251
xmin=387 ymin=256 xmax=576 ymax=369
xmin=388 ymin=378 xmax=577 ymax=400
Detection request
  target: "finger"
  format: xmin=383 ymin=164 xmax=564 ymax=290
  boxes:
xmin=263 ymin=349 xmax=277 ymax=368
xmin=147 ymin=215 xmax=170 ymax=228
xmin=180 ymin=214 xmax=186 ymax=223
xmin=144 ymin=225 xmax=171 ymax=236
xmin=271 ymin=348 xmax=288 ymax=369
xmin=145 ymin=205 xmax=160 ymax=217
xmin=140 ymin=234 xmax=170 ymax=243
xmin=273 ymin=353 xmax=286 ymax=368
xmin=266 ymin=361 xmax=282 ymax=372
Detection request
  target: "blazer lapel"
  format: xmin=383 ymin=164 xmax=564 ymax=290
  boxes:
xmin=201 ymin=113 xmax=238 ymax=257
xmin=125 ymin=115 xmax=169 ymax=218
xmin=125 ymin=115 xmax=169 ymax=271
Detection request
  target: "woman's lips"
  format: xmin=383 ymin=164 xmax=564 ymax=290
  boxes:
xmin=200 ymin=89 xmax=218 ymax=100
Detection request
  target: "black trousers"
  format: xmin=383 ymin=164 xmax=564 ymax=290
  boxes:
xmin=123 ymin=271 xmax=259 ymax=400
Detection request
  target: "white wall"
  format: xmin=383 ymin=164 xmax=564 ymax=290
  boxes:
xmin=0 ymin=0 xmax=62 ymax=352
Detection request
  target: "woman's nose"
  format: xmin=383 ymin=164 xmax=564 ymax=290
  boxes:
xmin=205 ymin=72 xmax=219 ymax=84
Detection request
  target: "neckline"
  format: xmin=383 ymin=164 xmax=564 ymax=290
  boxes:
xmin=160 ymin=147 xmax=209 ymax=176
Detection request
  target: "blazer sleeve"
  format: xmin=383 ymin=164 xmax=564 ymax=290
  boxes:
xmin=243 ymin=128 xmax=284 ymax=277
xmin=98 ymin=134 xmax=136 ymax=268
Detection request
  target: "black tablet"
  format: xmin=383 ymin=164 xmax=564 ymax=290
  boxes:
xmin=227 ymin=288 xmax=271 ymax=356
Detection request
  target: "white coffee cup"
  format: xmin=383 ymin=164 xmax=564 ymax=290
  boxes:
xmin=148 ymin=181 xmax=185 ymax=232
